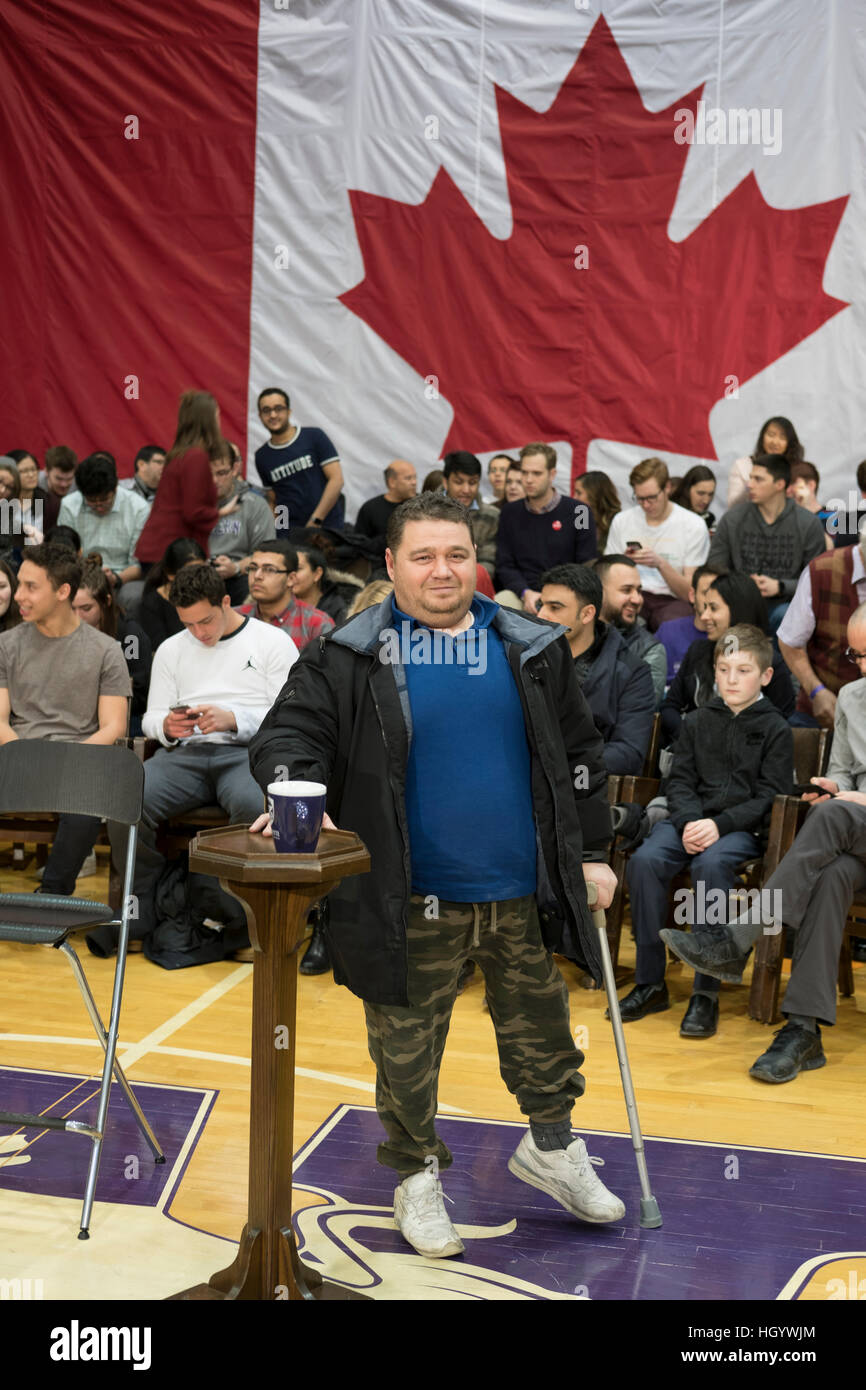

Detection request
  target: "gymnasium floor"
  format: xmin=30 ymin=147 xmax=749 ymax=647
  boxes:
xmin=1 ymin=846 xmax=864 ymax=1303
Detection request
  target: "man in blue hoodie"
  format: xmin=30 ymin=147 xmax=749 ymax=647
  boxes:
xmin=538 ymin=563 xmax=655 ymax=776
xmin=248 ymin=492 xmax=624 ymax=1260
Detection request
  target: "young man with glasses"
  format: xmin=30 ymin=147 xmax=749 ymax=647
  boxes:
xmin=236 ymin=541 xmax=334 ymax=650
xmin=209 ymin=449 xmax=277 ymax=604
xmin=254 ymin=387 xmax=345 ymax=534
xmin=605 ymin=457 xmax=709 ymax=631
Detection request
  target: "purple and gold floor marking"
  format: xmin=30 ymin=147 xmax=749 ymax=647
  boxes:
xmin=291 ymin=1105 xmax=866 ymax=1301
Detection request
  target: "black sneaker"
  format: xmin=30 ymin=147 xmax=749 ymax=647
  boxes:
xmin=749 ymin=1022 xmax=826 ymax=1084
xmin=659 ymin=926 xmax=750 ymax=984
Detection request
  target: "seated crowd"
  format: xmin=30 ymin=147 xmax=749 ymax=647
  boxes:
xmin=2 ymin=395 xmax=866 ymax=1084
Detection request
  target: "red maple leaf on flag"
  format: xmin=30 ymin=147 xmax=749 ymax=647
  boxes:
xmin=339 ymin=17 xmax=848 ymax=476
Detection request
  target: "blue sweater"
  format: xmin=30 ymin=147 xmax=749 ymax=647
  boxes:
xmin=396 ymin=595 xmax=537 ymax=902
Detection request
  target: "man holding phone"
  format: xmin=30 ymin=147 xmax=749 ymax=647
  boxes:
xmin=604 ymin=457 xmax=709 ymax=630
xmin=662 ymin=604 xmax=866 ymax=1082
xmin=88 ymin=564 xmax=298 ymax=955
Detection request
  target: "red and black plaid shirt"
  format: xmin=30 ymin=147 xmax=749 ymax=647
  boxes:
xmin=236 ymin=596 xmax=334 ymax=651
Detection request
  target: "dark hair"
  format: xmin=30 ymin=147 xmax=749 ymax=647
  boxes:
xmin=295 ymin=544 xmax=327 ymax=583
xmin=169 ymin=562 xmax=226 ymax=609
xmin=857 ymin=460 xmax=866 ymax=495
xmin=19 ymin=542 xmax=82 ymax=599
xmin=78 ymin=558 xmax=117 ymax=638
xmin=752 ymin=452 xmax=790 ymax=488
xmin=422 ymin=469 xmax=444 ymax=493
xmin=252 ymin=538 xmax=299 ymax=572
xmin=45 ymin=524 xmax=82 ymax=553
xmin=574 ymin=471 xmax=622 ymax=550
xmin=44 ymin=445 xmax=77 ymax=473
xmin=76 ymin=454 xmax=118 ymax=498
xmin=753 ymin=417 xmax=803 ymax=465
xmin=144 ymin=537 xmax=208 ymax=592
xmin=670 ymin=465 xmax=716 ymax=510
xmin=0 ymin=556 xmax=22 ymax=631
xmin=690 ymin=562 xmax=721 ymax=592
xmin=6 ymin=450 xmax=38 ymax=469
xmin=442 ymin=450 xmax=482 ymax=480
xmin=713 ymin=622 xmax=773 ymax=675
xmin=593 ymin=553 xmax=638 ymax=582
xmin=704 ymin=571 xmax=769 ymax=631
xmin=789 ymin=460 xmax=820 ymax=489
xmin=385 ymin=491 xmax=475 ymax=554
xmin=257 ymin=386 xmax=290 ymax=410
xmin=168 ymin=390 xmax=224 ymax=464
xmin=540 ymin=563 xmax=603 ymax=614
xmin=135 ymin=444 xmax=166 ymax=468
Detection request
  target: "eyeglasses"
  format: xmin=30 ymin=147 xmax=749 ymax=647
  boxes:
xmin=260 ymin=406 xmax=288 ymax=416
xmin=845 ymin=646 xmax=866 ymax=663
xmin=247 ymin=564 xmax=288 ymax=576
xmin=632 ymin=491 xmax=664 ymax=506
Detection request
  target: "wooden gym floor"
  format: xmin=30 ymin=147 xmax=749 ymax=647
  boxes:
xmin=0 ymin=844 xmax=864 ymax=1301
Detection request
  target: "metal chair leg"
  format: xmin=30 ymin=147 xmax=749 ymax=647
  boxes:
xmin=587 ymin=881 xmax=662 ymax=1229
xmin=58 ymin=941 xmax=164 ymax=1161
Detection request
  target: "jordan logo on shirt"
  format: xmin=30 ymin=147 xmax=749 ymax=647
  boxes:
xmin=243 ymin=657 xmax=257 ymax=672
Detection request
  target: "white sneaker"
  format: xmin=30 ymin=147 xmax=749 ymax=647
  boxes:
xmin=393 ymin=1169 xmax=465 ymax=1258
xmin=35 ymin=852 xmax=97 ymax=882
xmin=508 ymin=1131 xmax=626 ymax=1223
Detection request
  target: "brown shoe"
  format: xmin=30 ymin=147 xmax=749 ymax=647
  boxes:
xmin=127 ymin=939 xmax=144 ymax=954
xmin=231 ymin=947 xmax=255 ymax=963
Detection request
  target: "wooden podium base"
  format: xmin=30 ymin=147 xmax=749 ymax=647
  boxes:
xmin=167 ymin=826 xmax=372 ymax=1303
xmin=170 ymin=1225 xmax=369 ymax=1302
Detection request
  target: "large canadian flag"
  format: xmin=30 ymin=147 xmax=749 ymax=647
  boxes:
xmin=1 ymin=0 xmax=863 ymax=517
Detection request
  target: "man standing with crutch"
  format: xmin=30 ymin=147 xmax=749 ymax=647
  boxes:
xmin=249 ymin=491 xmax=641 ymax=1258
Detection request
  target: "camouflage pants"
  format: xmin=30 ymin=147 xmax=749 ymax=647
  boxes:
xmin=363 ymin=894 xmax=585 ymax=1176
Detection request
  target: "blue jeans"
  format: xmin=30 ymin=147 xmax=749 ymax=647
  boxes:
xmin=627 ymin=819 xmax=760 ymax=993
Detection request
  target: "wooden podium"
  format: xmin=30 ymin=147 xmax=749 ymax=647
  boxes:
xmin=169 ymin=825 xmax=370 ymax=1301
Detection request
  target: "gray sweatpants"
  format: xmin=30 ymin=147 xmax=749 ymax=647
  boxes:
xmin=764 ymin=798 xmax=866 ymax=1026
xmin=109 ymin=743 xmax=266 ymax=939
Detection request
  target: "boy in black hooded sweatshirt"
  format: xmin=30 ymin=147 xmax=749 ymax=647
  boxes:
xmin=615 ymin=624 xmax=793 ymax=1038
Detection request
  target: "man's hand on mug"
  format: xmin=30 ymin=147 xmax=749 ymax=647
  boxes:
xmin=249 ymin=810 xmax=337 ymax=837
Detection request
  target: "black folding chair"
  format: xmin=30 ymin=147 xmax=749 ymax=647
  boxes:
xmin=0 ymin=741 xmax=164 ymax=1238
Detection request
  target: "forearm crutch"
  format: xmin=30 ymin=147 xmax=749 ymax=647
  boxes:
xmin=586 ymin=881 xmax=662 ymax=1229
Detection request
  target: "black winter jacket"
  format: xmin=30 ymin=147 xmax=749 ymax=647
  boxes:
xmin=248 ymin=597 xmax=613 ymax=1005
xmin=666 ymin=695 xmax=794 ymax=837
xmin=660 ymin=636 xmax=795 ymax=745
xmin=574 ymin=621 xmax=656 ymax=776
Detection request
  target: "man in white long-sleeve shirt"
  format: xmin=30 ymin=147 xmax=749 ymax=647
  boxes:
xmin=90 ymin=564 xmax=298 ymax=954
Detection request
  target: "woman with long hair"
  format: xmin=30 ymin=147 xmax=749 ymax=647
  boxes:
xmin=573 ymin=470 xmax=622 ymax=550
xmin=0 ymin=456 xmax=44 ymax=555
xmin=139 ymin=536 xmax=208 ymax=650
xmin=670 ymin=465 xmax=717 ymax=530
xmin=727 ymin=416 xmax=804 ymax=508
xmin=135 ymin=390 xmax=222 ymax=566
xmin=660 ymin=570 xmax=794 ymax=742
xmin=0 ymin=556 xmax=22 ymax=632
xmin=72 ymin=557 xmax=154 ymax=734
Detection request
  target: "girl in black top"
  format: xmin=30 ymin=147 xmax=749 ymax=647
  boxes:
xmin=661 ymin=571 xmax=794 ymax=743
xmin=139 ymin=537 xmax=208 ymax=651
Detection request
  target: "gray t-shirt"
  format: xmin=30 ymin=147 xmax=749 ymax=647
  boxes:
xmin=0 ymin=621 xmax=131 ymax=741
